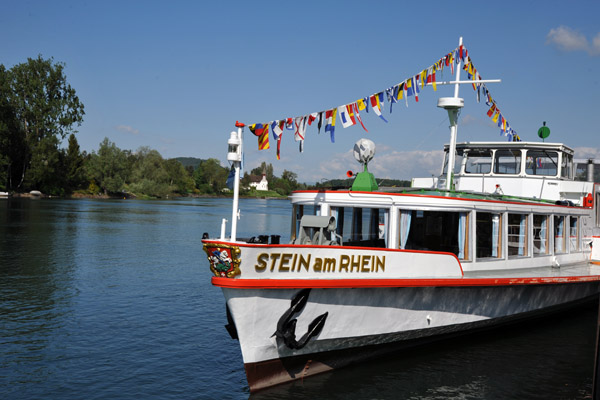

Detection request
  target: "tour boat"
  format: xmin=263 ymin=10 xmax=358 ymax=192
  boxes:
xmin=201 ymin=38 xmax=600 ymax=392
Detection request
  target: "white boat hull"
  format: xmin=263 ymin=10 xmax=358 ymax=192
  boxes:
xmin=220 ymin=279 xmax=600 ymax=391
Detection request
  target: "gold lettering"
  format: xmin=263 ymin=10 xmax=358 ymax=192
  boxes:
xmin=313 ymin=258 xmax=322 ymax=272
xmin=323 ymin=258 xmax=336 ymax=272
xmin=350 ymin=255 xmax=360 ymax=272
xmin=269 ymin=253 xmax=281 ymax=272
xmin=339 ymin=255 xmax=349 ymax=272
xmin=361 ymin=255 xmax=371 ymax=272
xmin=291 ymin=254 xmax=297 ymax=272
xmin=255 ymin=253 xmax=269 ymax=271
xmin=299 ymin=254 xmax=311 ymax=272
xmin=279 ymin=253 xmax=292 ymax=272
xmin=375 ymin=256 xmax=385 ymax=272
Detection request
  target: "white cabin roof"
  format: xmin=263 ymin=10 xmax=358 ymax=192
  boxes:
xmin=444 ymin=141 xmax=574 ymax=156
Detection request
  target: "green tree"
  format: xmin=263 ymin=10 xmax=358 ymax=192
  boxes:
xmin=0 ymin=65 xmax=26 ymax=191
xmin=25 ymin=135 xmax=63 ymax=195
xmin=1 ymin=55 xmax=84 ymax=191
xmin=250 ymin=161 xmax=274 ymax=182
xmin=128 ymin=146 xmax=170 ymax=197
xmin=64 ymin=133 xmax=86 ymax=191
xmin=165 ymin=158 xmax=195 ymax=194
xmin=194 ymin=158 xmax=228 ymax=194
xmin=86 ymin=138 xmax=128 ymax=195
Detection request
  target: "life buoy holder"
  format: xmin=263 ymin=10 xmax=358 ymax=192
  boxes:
xmin=584 ymin=193 xmax=594 ymax=208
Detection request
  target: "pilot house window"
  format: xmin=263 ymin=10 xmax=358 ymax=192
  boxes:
xmin=494 ymin=150 xmax=521 ymax=175
xmin=464 ymin=150 xmax=492 ymax=174
xmin=526 ymin=151 xmax=558 ymax=176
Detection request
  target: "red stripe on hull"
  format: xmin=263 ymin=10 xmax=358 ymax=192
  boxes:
xmin=213 ymin=274 xmax=600 ymax=289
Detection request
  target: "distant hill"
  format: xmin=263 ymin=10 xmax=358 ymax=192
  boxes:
xmin=172 ymin=157 xmax=205 ymax=170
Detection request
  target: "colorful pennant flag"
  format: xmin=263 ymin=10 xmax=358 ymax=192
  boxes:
xmin=353 ymin=102 xmax=368 ymax=133
xmin=308 ymin=112 xmax=320 ymax=127
xmin=324 ymin=108 xmax=337 ymax=143
xmin=249 ymin=123 xmax=270 ymax=150
xmin=271 ymin=120 xmax=284 ymax=160
xmin=285 ymin=118 xmax=294 ymax=130
xmin=339 ymin=104 xmax=356 ymax=128
xmin=294 ymin=116 xmax=307 ymax=152
xmin=369 ymin=93 xmax=388 ymax=122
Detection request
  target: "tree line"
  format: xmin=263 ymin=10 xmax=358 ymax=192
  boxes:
xmin=0 ymin=56 xmax=303 ymax=198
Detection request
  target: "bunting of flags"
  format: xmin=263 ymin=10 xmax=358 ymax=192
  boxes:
xmin=461 ymin=56 xmax=521 ymax=142
xmin=243 ymin=43 xmax=520 ymax=158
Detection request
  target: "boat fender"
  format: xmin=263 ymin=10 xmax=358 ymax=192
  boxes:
xmin=585 ymin=193 xmax=594 ymax=208
xmin=273 ymin=289 xmax=328 ymax=350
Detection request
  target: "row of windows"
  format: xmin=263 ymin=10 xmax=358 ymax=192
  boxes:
xmin=293 ymin=205 xmax=581 ymax=261
xmin=444 ymin=148 xmax=573 ymax=178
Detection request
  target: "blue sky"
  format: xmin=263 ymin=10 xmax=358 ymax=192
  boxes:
xmin=2 ymin=0 xmax=600 ymax=182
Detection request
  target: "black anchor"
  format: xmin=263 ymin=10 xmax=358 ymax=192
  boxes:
xmin=274 ymin=288 xmax=328 ymax=350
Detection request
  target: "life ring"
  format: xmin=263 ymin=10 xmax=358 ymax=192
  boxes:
xmin=584 ymin=193 xmax=594 ymax=208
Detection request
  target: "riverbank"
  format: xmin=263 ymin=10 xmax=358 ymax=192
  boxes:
xmin=3 ymin=191 xmax=289 ymax=200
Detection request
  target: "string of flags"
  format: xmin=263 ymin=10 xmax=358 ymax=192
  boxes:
xmin=461 ymin=54 xmax=521 ymax=142
xmin=246 ymin=44 xmax=519 ymax=159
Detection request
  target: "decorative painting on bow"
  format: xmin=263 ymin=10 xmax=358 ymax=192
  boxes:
xmin=203 ymin=243 xmax=242 ymax=278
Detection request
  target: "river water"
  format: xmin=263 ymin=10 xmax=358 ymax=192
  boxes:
xmin=0 ymin=197 xmax=597 ymax=399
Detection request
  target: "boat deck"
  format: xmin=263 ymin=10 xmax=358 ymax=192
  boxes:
xmin=461 ymin=262 xmax=600 ymax=284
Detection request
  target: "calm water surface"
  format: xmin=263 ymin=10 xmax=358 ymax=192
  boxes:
xmin=0 ymin=198 xmax=597 ymax=399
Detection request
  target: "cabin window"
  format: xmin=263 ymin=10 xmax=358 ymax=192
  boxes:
xmin=401 ymin=210 xmax=469 ymax=259
xmin=554 ymin=216 xmax=567 ymax=254
xmin=291 ymin=205 xmax=320 ymax=241
xmin=526 ymin=151 xmax=558 ymax=176
xmin=597 ymin=192 xmax=600 ymax=227
xmin=291 ymin=205 xmax=303 ymax=241
xmin=533 ymin=215 xmax=549 ymax=256
xmin=494 ymin=150 xmax=521 ymax=175
xmin=331 ymin=207 xmax=387 ymax=248
xmin=569 ymin=216 xmax=579 ymax=252
xmin=442 ymin=151 xmax=464 ymax=174
xmin=575 ymin=162 xmax=588 ymax=181
xmin=507 ymin=214 xmax=528 ymax=257
xmin=476 ymin=212 xmax=502 ymax=259
xmin=464 ymin=150 xmax=492 ymax=174
xmin=561 ymin=153 xmax=573 ymax=179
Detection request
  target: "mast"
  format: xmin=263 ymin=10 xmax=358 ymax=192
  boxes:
xmin=226 ymin=121 xmax=245 ymax=242
xmin=435 ymin=37 xmax=500 ymax=191
xmin=438 ymin=37 xmax=464 ymax=191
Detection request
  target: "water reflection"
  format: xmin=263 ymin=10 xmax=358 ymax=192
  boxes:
xmin=0 ymin=199 xmax=77 ymax=388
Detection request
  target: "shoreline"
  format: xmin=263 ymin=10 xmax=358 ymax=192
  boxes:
xmin=3 ymin=192 xmax=289 ymax=200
